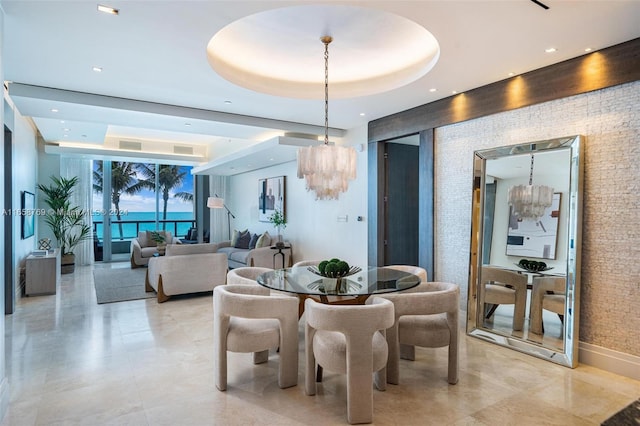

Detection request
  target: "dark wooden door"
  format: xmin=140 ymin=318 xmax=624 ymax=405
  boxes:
xmin=384 ymin=142 xmax=419 ymax=265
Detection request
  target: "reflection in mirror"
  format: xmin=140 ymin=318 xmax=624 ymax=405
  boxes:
xmin=467 ymin=136 xmax=583 ymax=367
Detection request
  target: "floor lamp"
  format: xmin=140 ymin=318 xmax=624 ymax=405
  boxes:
xmin=207 ymin=194 xmax=236 ymax=241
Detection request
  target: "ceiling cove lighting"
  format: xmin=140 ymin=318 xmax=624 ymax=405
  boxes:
xmin=297 ymin=36 xmax=356 ymax=201
xmin=508 ymin=151 xmax=554 ymax=221
xmin=97 ymin=4 xmax=119 ymax=15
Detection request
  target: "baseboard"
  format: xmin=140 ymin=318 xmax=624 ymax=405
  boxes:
xmin=0 ymin=376 xmax=10 ymax=423
xmin=579 ymin=342 xmax=640 ymax=381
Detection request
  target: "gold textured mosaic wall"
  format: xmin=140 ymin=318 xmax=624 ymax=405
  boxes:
xmin=434 ymin=81 xmax=640 ymax=357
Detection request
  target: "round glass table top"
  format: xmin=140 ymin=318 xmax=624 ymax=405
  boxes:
xmin=257 ymin=266 xmax=421 ymax=297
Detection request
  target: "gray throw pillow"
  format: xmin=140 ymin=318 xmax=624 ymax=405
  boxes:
xmin=249 ymin=233 xmax=259 ymax=249
xmin=234 ymin=230 xmax=251 ymax=249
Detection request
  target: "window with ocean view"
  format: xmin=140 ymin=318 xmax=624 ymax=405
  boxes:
xmin=92 ymin=161 xmax=195 ymax=259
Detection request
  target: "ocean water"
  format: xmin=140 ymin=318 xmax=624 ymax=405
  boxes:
xmin=93 ymin=211 xmax=194 ymax=240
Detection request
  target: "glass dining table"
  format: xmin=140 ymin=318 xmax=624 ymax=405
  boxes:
xmin=257 ymin=265 xmax=421 ymax=318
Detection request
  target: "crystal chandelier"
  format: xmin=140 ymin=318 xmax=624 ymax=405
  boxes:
xmin=297 ymin=36 xmax=356 ymax=200
xmin=508 ymin=154 xmax=554 ymax=221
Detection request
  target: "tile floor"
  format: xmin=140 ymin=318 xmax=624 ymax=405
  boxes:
xmin=2 ymin=262 xmax=639 ymax=425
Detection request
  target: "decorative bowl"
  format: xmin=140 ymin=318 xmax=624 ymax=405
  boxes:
xmin=307 ymin=265 xmax=362 ymax=278
xmin=514 ymin=260 xmax=554 ymax=273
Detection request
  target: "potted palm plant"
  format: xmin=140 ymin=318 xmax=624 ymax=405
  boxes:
xmin=38 ymin=176 xmax=92 ymax=274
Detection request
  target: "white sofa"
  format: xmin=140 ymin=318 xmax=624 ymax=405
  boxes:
xmin=216 ymin=239 xmax=292 ymax=269
xmin=145 ymin=243 xmax=227 ymax=303
xmin=130 ymin=230 xmax=181 ymax=268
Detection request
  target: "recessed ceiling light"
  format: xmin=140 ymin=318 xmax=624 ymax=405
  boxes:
xmin=269 ymin=158 xmax=274 ymax=161
xmin=359 ymin=113 xmax=365 ymax=116
xmin=51 ymin=108 xmax=59 ymax=113
xmin=585 ymin=47 xmax=592 ymax=52
xmin=63 ymin=128 xmax=70 ymax=131
xmin=92 ymin=66 xmax=103 ymax=72
xmin=508 ymin=72 xmax=515 ymax=77
xmin=60 ymin=120 xmax=65 ymax=123
xmin=429 ymin=88 xmax=437 ymax=92
xmin=224 ymin=100 xmax=232 ymax=105
xmin=63 ymin=134 xmax=68 ymax=137
xmin=184 ymin=123 xmax=191 ymax=126
xmin=97 ymin=4 xmax=119 ymax=15
xmin=82 ymin=134 xmax=87 ymax=138
xmin=452 ymin=90 xmax=457 ymax=94
xmin=545 ymin=47 xmax=557 ymax=53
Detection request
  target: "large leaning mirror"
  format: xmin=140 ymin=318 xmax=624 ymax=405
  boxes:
xmin=467 ymin=135 xmax=583 ymax=367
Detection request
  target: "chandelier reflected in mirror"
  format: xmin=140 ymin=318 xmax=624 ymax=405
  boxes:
xmin=297 ymin=36 xmax=357 ymax=200
xmin=507 ymin=153 xmax=554 ymax=221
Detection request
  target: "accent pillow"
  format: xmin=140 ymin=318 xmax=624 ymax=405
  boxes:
xmin=230 ymin=228 xmax=247 ymax=246
xmin=248 ymin=233 xmax=259 ymax=249
xmin=138 ymin=231 xmax=149 ymax=247
xmin=256 ymin=231 xmax=271 ymax=248
xmin=234 ymin=230 xmax=251 ymax=249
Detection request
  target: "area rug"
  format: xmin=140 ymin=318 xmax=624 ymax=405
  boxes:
xmin=93 ymin=267 xmax=155 ymax=304
xmin=602 ymin=398 xmax=640 ymax=425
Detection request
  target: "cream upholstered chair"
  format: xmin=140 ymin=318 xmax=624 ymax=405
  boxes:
xmin=213 ymin=284 xmax=299 ymax=391
xmin=226 ymin=267 xmax=273 ymax=286
xmin=305 ymin=297 xmax=394 ymax=425
xmin=384 ymin=265 xmax=428 ymax=284
xmin=529 ymin=276 xmax=566 ymax=335
xmin=479 ymin=266 xmax=529 ymax=331
xmin=145 ymin=251 xmax=227 ymax=303
xmin=378 ymin=281 xmax=459 ymax=385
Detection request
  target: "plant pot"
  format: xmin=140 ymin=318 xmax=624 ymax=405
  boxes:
xmin=61 ymin=253 xmax=75 ymax=274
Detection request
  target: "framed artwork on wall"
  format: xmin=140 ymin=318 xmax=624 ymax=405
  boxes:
xmin=21 ymin=190 xmax=35 ymax=239
xmin=258 ymin=176 xmax=285 ymax=222
xmin=506 ymin=192 xmax=561 ymax=259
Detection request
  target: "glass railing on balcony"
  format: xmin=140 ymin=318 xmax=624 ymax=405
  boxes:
xmin=93 ymin=219 xmax=196 ymax=242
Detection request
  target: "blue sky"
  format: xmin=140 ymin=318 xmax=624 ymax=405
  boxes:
xmin=92 ymin=162 xmax=194 ymax=214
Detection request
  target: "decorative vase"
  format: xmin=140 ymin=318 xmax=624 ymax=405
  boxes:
xmin=61 ymin=253 xmax=75 ymax=274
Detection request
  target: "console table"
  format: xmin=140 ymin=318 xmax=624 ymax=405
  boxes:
xmin=26 ymin=249 xmax=61 ymax=296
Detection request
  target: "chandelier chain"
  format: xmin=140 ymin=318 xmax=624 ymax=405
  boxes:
xmin=323 ymin=37 xmax=330 ymax=145
xmin=529 ymin=154 xmax=534 ymax=185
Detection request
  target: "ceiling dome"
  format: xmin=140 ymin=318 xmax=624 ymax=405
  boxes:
xmin=207 ymin=5 xmax=440 ymax=99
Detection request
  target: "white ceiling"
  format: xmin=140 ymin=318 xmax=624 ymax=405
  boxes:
xmin=3 ymin=1 xmax=640 ymax=172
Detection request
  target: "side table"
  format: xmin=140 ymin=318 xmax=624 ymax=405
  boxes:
xmin=270 ymin=244 xmax=291 ymax=269
xmin=26 ymin=249 xmax=61 ymax=296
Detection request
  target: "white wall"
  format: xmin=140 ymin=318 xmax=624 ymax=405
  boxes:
xmin=8 ymin=104 xmax=38 ymax=292
xmin=0 ymin=8 xmax=8 ymax=422
xmin=435 ymin=81 xmax=640 ymax=357
xmin=224 ymin=125 xmax=369 ymax=267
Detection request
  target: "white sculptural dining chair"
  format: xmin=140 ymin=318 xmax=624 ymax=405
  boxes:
xmin=479 ymin=266 xmax=528 ymax=331
xmin=226 ymin=266 xmax=273 ymax=286
xmin=384 ymin=265 xmax=428 ymax=284
xmin=529 ymin=275 xmax=566 ymax=335
xmin=213 ymin=284 xmax=299 ymax=391
xmin=379 ymin=281 xmax=459 ymax=385
xmin=304 ymin=297 xmax=394 ymax=425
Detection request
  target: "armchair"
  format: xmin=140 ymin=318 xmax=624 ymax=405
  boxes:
xmin=145 ymin=248 xmax=227 ymax=303
xmin=130 ymin=230 xmax=180 ymax=268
